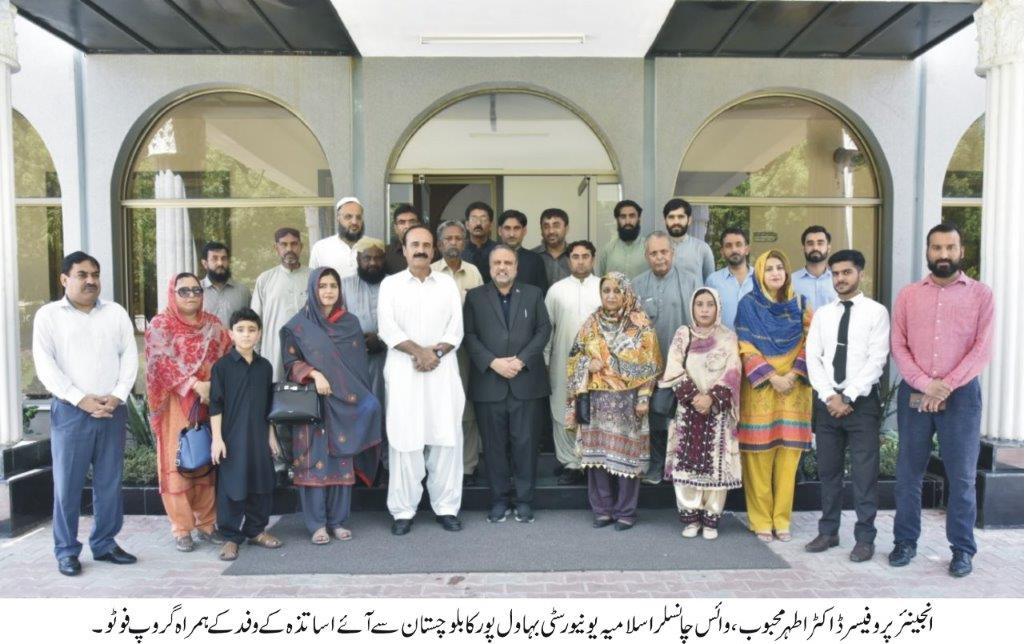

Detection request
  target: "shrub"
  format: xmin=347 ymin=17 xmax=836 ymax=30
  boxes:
xmin=122 ymin=445 xmax=158 ymax=486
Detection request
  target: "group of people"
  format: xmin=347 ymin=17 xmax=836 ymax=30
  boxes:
xmin=31 ymin=193 xmax=992 ymax=580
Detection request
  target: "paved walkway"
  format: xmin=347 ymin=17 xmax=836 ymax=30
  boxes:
xmin=1 ymin=510 xmax=1021 ymax=598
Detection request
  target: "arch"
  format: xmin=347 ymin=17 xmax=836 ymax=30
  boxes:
xmin=115 ymin=88 xmax=336 ymax=323
xmin=940 ymin=115 xmax=985 ymax=279
xmin=386 ymin=84 xmax=622 ymax=178
xmin=675 ymin=91 xmax=886 ymax=299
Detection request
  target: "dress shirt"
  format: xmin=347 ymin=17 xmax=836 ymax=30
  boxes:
xmin=806 ymin=293 xmax=890 ymax=403
xmin=431 ymin=258 xmax=484 ymax=303
xmin=201 ymin=277 xmax=252 ymax=328
xmin=32 ymin=297 xmax=139 ymax=405
xmin=891 ymin=272 xmax=994 ymax=392
xmin=530 ymin=244 xmax=572 ymax=285
xmin=309 ymin=235 xmax=358 ymax=280
xmin=793 ymin=267 xmax=838 ymax=311
xmin=705 ymin=265 xmax=754 ymax=330
xmin=596 ymin=237 xmax=648 ymax=279
xmin=462 ymin=239 xmax=498 ymax=283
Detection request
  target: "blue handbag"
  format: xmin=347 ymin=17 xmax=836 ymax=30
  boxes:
xmin=176 ymin=401 xmax=213 ymax=477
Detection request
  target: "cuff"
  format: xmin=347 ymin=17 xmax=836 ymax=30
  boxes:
xmin=440 ymin=333 xmax=463 ymax=350
xmin=676 ymin=379 xmax=700 ymax=404
xmin=744 ymin=355 xmax=775 ymax=388
xmin=64 ymin=387 xmax=86 ymax=407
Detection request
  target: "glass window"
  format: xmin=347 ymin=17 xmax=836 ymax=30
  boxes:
xmin=122 ymin=91 xmax=333 ymax=325
xmin=394 ymin=92 xmax=615 ymax=175
xmin=677 ymin=95 xmax=881 ymax=296
xmin=14 ymin=111 xmax=64 ymax=397
xmin=941 ymin=117 xmax=984 ymax=279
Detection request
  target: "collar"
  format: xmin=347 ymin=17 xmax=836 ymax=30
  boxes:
xmin=794 ymin=267 xmax=831 ymax=280
xmin=922 ymin=272 xmax=969 ymax=288
xmin=60 ymin=295 xmax=105 ymax=311
xmin=833 ymin=292 xmax=865 ymax=307
xmin=201 ymin=276 xmax=235 ymax=289
xmin=403 ymin=269 xmax=437 ymax=284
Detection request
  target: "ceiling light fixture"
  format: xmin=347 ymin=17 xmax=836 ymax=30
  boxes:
xmin=420 ymin=34 xmax=587 ymax=45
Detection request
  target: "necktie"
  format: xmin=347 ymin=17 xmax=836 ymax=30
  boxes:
xmin=833 ymin=301 xmax=854 ymax=384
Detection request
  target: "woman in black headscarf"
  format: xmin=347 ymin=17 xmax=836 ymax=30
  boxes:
xmin=281 ymin=267 xmax=382 ymax=544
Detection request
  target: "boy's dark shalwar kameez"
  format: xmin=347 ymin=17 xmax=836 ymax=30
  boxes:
xmin=209 ymin=348 xmax=276 ymax=544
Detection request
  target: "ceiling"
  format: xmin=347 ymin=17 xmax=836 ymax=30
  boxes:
xmin=13 ymin=0 xmax=980 ymax=59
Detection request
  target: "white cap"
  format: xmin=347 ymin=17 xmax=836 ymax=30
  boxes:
xmin=335 ymin=196 xmax=363 ymax=212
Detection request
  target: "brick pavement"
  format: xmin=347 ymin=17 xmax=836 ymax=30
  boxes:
xmin=1 ymin=510 xmax=1021 ymax=598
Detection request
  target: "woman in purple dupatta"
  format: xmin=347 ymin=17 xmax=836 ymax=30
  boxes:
xmin=281 ymin=267 xmax=382 ymax=544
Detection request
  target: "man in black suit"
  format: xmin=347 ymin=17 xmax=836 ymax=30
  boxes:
xmin=497 ymin=210 xmax=549 ymax=295
xmin=463 ymin=245 xmax=552 ymax=524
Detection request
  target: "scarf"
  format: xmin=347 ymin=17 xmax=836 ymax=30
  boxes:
xmin=735 ymin=250 xmax=806 ymax=357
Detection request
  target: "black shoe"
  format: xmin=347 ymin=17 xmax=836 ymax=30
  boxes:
xmin=949 ymin=550 xmax=973 ymax=577
xmin=57 ymin=556 xmax=81 ymax=577
xmin=888 ymin=542 xmax=917 ymax=567
xmin=391 ymin=519 xmax=413 ymax=536
xmin=436 ymin=515 xmax=463 ymax=532
xmin=850 ymin=542 xmax=875 ymax=562
xmin=613 ymin=520 xmax=635 ymax=531
xmin=93 ymin=545 xmax=137 ymax=565
xmin=557 ymin=469 xmax=579 ymax=485
xmin=514 ymin=504 xmax=535 ymax=524
xmin=487 ymin=505 xmax=511 ymax=523
xmin=804 ymin=533 xmax=840 ymax=553
xmin=592 ymin=516 xmax=614 ymax=529
xmin=462 ymin=470 xmax=478 ymax=487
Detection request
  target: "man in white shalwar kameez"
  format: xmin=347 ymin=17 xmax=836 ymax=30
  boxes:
xmin=544 ymin=240 xmax=601 ymax=486
xmin=308 ymin=197 xmax=365 ymax=279
xmin=250 ymin=227 xmax=310 ymax=382
xmin=378 ymin=225 xmax=466 ymax=535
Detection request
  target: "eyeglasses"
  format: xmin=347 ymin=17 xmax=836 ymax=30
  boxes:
xmin=176 ymin=287 xmax=204 ymax=298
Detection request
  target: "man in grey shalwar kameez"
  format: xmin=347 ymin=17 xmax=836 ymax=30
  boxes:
xmin=251 ymin=227 xmax=310 ymax=382
xmin=340 ymin=237 xmax=388 ymax=469
xmin=633 ymin=231 xmax=701 ymax=484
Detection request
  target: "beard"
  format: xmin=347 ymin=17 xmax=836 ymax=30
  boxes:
xmin=928 ymin=258 xmax=961 ymax=279
xmin=208 ymin=266 xmax=231 ymax=284
xmin=443 ymin=246 xmax=462 ymax=260
xmin=725 ymin=253 xmax=746 ymax=267
xmin=342 ymin=227 xmax=363 ymax=243
xmin=618 ymin=224 xmax=640 ymax=242
xmin=667 ymin=224 xmax=688 ymax=238
xmin=357 ymin=265 xmax=386 ymax=284
xmin=804 ymin=250 xmax=826 ymax=263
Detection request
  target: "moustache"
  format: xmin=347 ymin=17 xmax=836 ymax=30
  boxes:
xmin=83 ymin=285 xmax=98 ymax=290
xmin=413 ymin=253 xmax=429 ymax=259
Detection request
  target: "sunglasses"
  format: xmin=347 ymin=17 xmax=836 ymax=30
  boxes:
xmin=176 ymin=287 xmax=204 ymax=298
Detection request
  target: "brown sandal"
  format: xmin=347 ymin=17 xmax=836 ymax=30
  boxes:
xmin=219 ymin=542 xmax=239 ymax=561
xmin=248 ymin=532 xmax=283 ymax=549
xmin=311 ymin=527 xmax=330 ymax=545
xmin=332 ymin=527 xmax=352 ymax=541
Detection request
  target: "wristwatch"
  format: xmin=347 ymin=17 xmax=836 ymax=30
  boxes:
xmin=434 ymin=348 xmax=444 ymax=359
xmin=840 ymin=393 xmax=853 ymax=406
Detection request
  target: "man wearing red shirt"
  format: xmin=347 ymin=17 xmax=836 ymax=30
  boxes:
xmin=889 ymin=223 xmax=994 ymax=578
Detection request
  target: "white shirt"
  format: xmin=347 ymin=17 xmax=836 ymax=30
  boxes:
xmin=377 ymin=270 xmax=465 ymax=452
xmin=309 ymin=235 xmax=358 ymax=280
xmin=544 ymin=274 xmax=602 ymax=424
xmin=250 ymin=265 xmax=310 ymax=381
xmin=32 ymin=297 xmax=139 ymax=405
xmin=806 ymin=293 xmax=890 ymax=404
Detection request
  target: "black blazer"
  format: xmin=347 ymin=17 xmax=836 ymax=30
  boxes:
xmin=463 ymin=282 xmax=552 ymax=403
xmin=514 ymin=247 xmax=549 ymax=295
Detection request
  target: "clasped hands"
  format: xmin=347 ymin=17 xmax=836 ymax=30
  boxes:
xmin=919 ymin=378 xmax=952 ymax=413
xmin=490 ymin=356 xmax=526 ymax=379
xmin=77 ymin=394 xmax=123 ymax=419
xmin=825 ymin=393 xmax=854 ymax=418
xmin=587 ymin=358 xmax=650 ymax=418
xmin=411 ymin=344 xmax=449 ymax=372
xmin=769 ymin=371 xmax=798 ymax=395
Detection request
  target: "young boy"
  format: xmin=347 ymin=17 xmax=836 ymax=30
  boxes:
xmin=209 ymin=307 xmax=283 ymax=561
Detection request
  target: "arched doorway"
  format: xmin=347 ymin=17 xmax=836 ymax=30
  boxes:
xmin=676 ymin=94 xmax=883 ymax=296
xmin=941 ymin=116 xmax=983 ymax=280
xmin=120 ymin=90 xmax=334 ymax=326
xmin=387 ymin=90 xmax=622 ymax=251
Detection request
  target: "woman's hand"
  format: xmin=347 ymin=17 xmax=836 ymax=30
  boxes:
xmin=211 ymin=437 xmax=227 ymax=465
xmin=588 ymin=358 xmax=605 ymax=374
xmin=268 ymin=430 xmax=281 ymax=459
xmin=635 ymin=400 xmax=650 ymax=417
xmin=310 ymin=370 xmax=332 ymax=396
xmin=692 ymin=393 xmax=713 ymax=415
xmin=769 ymin=374 xmax=793 ymax=395
xmin=192 ymin=380 xmax=211 ymax=405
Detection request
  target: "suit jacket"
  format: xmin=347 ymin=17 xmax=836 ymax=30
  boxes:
xmin=463 ymin=281 xmax=552 ymax=402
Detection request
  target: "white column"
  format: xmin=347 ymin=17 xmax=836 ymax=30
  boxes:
xmin=976 ymin=0 xmax=1024 ymax=442
xmin=0 ymin=0 xmax=21 ymax=446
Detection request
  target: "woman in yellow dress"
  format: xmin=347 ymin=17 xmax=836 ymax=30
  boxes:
xmin=734 ymin=250 xmax=813 ymax=543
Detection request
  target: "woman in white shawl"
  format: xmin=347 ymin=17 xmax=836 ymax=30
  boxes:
xmin=657 ymin=287 xmax=743 ymax=539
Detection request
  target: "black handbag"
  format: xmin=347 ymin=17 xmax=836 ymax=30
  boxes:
xmin=575 ymin=393 xmax=591 ymax=426
xmin=652 ymin=331 xmax=692 ymax=418
xmin=268 ymin=382 xmax=322 ymax=425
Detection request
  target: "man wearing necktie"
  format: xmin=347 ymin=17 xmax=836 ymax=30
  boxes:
xmin=804 ymin=250 xmax=890 ymax=563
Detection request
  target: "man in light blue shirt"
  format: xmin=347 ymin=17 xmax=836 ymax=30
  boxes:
xmin=663 ymin=198 xmax=715 ymax=283
xmin=792 ymin=225 xmax=838 ymax=311
xmin=705 ymin=227 xmax=754 ymax=329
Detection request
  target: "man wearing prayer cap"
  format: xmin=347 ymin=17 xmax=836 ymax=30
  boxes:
xmin=341 ymin=235 xmax=390 ymax=476
xmin=309 ymin=196 xmax=365 ymax=279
